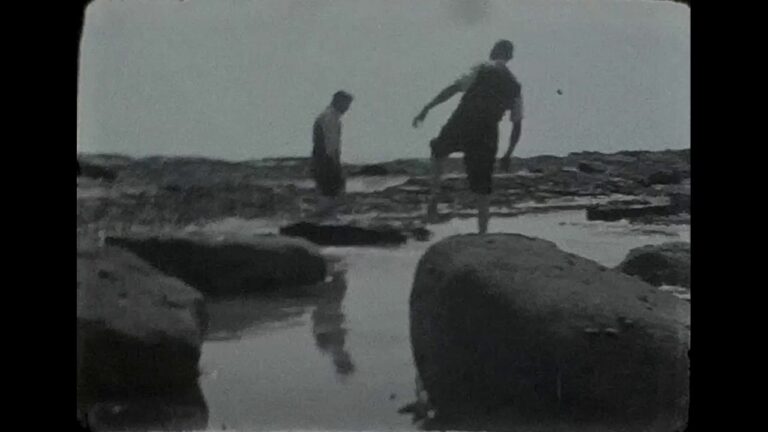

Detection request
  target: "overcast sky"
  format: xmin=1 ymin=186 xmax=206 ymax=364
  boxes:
xmin=78 ymin=0 xmax=689 ymax=163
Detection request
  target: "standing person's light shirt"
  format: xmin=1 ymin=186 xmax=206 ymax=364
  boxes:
xmin=317 ymin=106 xmax=342 ymax=161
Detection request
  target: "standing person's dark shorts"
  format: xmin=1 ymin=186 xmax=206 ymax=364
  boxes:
xmin=312 ymin=119 xmax=345 ymax=197
xmin=430 ymin=117 xmax=499 ymax=195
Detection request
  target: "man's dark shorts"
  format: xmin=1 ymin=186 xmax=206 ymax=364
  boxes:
xmin=312 ymin=154 xmax=345 ymax=197
xmin=430 ymin=117 xmax=498 ymax=195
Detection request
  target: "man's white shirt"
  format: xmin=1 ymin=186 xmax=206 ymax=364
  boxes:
xmin=316 ymin=106 xmax=342 ymax=161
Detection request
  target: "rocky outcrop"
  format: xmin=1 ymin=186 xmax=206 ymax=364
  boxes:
xmin=106 ymin=233 xmax=327 ymax=297
xmin=77 ymin=149 xmax=691 ymax=230
xmin=617 ymin=242 xmax=691 ymax=288
xmin=410 ymin=234 xmax=689 ymax=431
xmin=77 ymin=244 xmax=208 ymax=425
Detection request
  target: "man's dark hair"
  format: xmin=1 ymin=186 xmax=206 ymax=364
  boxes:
xmin=490 ymin=39 xmax=514 ymax=60
xmin=332 ymin=90 xmax=354 ymax=106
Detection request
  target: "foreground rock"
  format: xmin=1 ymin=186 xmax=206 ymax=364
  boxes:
xmin=280 ymin=221 xmax=419 ymax=246
xmin=617 ymin=242 xmax=691 ymax=288
xmin=106 ymin=233 xmax=326 ymax=296
xmin=410 ymin=234 xmax=689 ymax=431
xmin=77 ymin=245 xmax=208 ymax=426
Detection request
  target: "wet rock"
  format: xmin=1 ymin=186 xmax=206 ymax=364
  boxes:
xmin=410 ymin=234 xmax=689 ymax=430
xmin=586 ymin=199 xmax=680 ymax=222
xmin=354 ymin=164 xmax=390 ymax=176
xmin=617 ymin=242 xmax=691 ymax=288
xmin=280 ymin=221 xmax=409 ymax=246
xmin=79 ymin=160 xmax=118 ymax=182
xmin=77 ymin=245 xmax=207 ymax=416
xmin=642 ymin=170 xmax=685 ymax=186
xmin=670 ymin=191 xmax=691 ymax=213
xmin=106 ymin=233 xmax=327 ymax=296
xmin=576 ymin=161 xmax=607 ymax=174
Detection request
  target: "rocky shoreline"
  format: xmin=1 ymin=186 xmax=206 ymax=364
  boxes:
xmin=77 ymin=149 xmax=689 ymax=235
xmin=77 ymin=148 xmax=690 ymax=431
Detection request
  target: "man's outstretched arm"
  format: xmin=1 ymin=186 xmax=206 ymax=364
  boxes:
xmin=412 ymin=83 xmax=462 ymax=128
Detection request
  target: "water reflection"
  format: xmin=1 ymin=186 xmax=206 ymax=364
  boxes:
xmin=311 ymin=272 xmax=355 ymax=377
xmin=204 ymin=269 xmax=355 ymax=379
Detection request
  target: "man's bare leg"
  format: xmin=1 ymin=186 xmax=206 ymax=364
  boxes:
xmin=476 ymin=193 xmax=490 ymax=234
xmin=427 ymin=157 xmax=445 ymax=223
xmin=313 ymin=195 xmax=338 ymax=221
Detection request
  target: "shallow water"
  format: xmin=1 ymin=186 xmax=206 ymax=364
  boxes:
xmin=260 ymin=175 xmax=411 ymax=193
xmin=198 ymin=210 xmax=689 ymax=431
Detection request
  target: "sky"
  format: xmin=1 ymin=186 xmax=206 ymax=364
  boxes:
xmin=78 ymin=0 xmax=690 ymax=163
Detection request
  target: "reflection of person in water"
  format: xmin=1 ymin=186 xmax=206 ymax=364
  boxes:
xmin=311 ymin=272 xmax=355 ymax=377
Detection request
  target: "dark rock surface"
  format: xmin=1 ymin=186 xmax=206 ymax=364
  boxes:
xmin=586 ymin=199 xmax=680 ymax=222
xmin=280 ymin=221 xmax=409 ymax=246
xmin=617 ymin=242 xmax=691 ymax=288
xmin=410 ymin=234 xmax=689 ymax=430
xmin=106 ymin=233 xmax=327 ymax=296
xmin=77 ymin=244 xmax=207 ymax=422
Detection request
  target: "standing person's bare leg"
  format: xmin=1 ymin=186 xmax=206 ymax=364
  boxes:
xmin=312 ymin=196 xmax=331 ymax=220
xmin=327 ymin=195 xmax=341 ymax=221
xmin=476 ymin=193 xmax=490 ymax=234
xmin=427 ymin=157 xmax=444 ymax=222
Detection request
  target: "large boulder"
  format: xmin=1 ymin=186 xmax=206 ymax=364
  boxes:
xmin=106 ymin=233 xmax=327 ymax=297
xmin=617 ymin=242 xmax=691 ymax=288
xmin=77 ymin=244 xmax=207 ymax=424
xmin=410 ymin=234 xmax=689 ymax=431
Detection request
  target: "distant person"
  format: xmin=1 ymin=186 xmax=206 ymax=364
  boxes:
xmin=412 ymin=40 xmax=524 ymax=234
xmin=311 ymin=91 xmax=354 ymax=220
